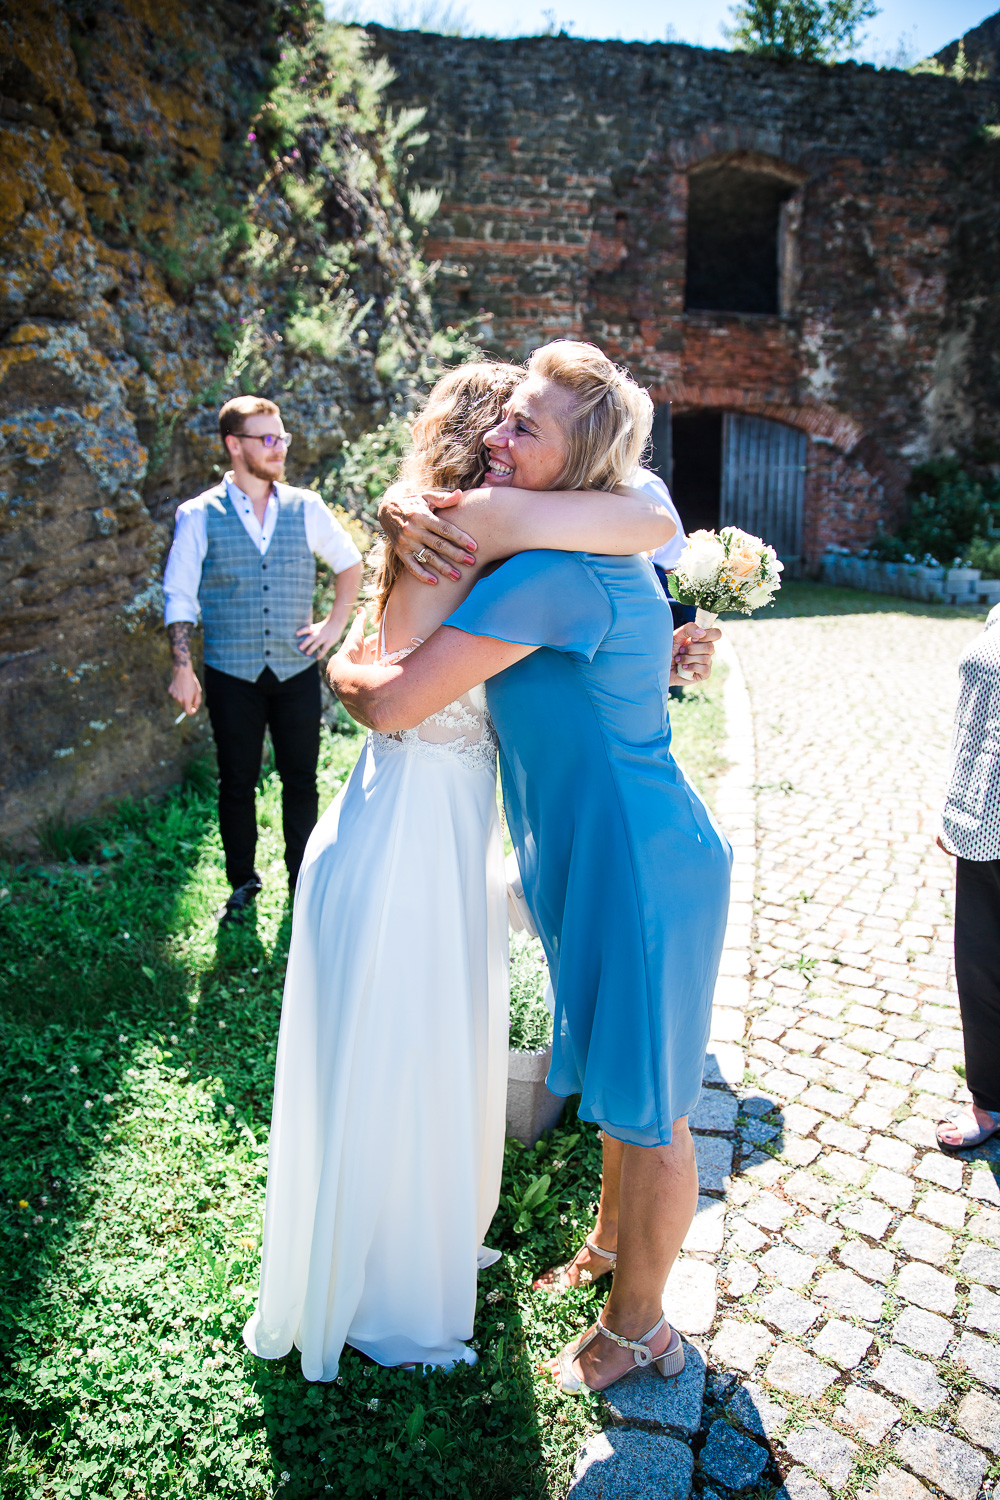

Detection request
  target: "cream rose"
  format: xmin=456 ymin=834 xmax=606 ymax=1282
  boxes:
xmin=743 ymin=580 xmax=775 ymax=608
xmin=728 ymin=546 xmax=760 ymax=581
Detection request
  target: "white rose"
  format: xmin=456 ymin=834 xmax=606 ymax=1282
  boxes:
xmin=682 ymin=531 xmax=726 ymax=585
xmin=743 ymin=581 xmax=775 ymax=608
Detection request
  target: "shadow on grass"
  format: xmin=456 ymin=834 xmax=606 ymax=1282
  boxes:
xmin=0 ymin=746 xmax=580 ymax=1499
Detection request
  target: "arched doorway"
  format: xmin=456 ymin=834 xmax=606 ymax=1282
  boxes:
xmin=650 ymin=409 xmax=807 ymax=573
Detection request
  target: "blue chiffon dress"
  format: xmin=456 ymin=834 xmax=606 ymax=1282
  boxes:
xmin=447 ymin=551 xmax=732 ymax=1147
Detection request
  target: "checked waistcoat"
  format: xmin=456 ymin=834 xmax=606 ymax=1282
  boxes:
xmin=200 ymin=485 xmax=315 ymax=683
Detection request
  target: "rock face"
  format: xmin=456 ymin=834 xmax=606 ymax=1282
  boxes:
xmin=0 ymin=0 xmax=442 ymax=843
xmin=371 ymin=23 xmax=1000 ymax=563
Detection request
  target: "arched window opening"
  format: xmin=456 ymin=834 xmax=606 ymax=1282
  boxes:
xmin=685 ymin=161 xmax=801 ymax=315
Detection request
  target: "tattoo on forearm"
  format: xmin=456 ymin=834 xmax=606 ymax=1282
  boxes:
xmin=168 ymin=621 xmax=194 ymax=669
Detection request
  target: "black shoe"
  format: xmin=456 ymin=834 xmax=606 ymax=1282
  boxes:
xmin=219 ymin=872 xmax=263 ymax=926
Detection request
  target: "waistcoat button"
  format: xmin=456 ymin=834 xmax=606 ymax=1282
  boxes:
xmin=264 ymin=629 xmax=271 ymax=636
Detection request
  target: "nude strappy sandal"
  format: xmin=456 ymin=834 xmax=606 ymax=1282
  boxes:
xmin=551 ymin=1312 xmax=685 ymax=1395
xmin=533 ymin=1236 xmax=617 ymax=1293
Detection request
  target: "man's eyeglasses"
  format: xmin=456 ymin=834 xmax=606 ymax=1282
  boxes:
xmin=236 ymin=432 xmax=293 ymax=449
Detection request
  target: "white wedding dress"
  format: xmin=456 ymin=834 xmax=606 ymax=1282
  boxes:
xmin=242 ymin=636 xmax=509 ymax=1381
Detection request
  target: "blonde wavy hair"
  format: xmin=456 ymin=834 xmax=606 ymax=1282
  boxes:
xmin=528 ymin=340 xmax=653 ymax=491
xmin=368 ymin=360 xmax=523 ymax=618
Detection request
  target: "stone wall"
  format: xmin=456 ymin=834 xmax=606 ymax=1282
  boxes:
xmin=370 ymin=23 xmax=1000 ymax=560
xmin=0 ymin=1 xmax=439 ymax=845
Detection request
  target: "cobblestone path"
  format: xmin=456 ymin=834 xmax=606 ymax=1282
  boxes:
xmin=570 ymin=595 xmax=998 ymax=1500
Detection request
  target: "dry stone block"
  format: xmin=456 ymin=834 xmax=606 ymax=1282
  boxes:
xmin=969 ymin=1210 xmax=1000 ymax=1245
xmin=800 ymin=1086 xmax=853 ymax=1118
xmin=784 ymin=1420 xmax=859 ymax=1489
xmin=959 ymin=1244 xmax=1000 ymax=1288
xmin=710 ymin=1319 xmax=774 ymax=1375
xmin=758 ymin=1245 xmax=817 ymax=1288
xmin=957 ymin=1391 xmax=1000 ymax=1455
xmin=839 ymin=1241 xmax=894 ymax=1283
xmin=915 ymin=1153 xmax=963 ymax=1191
xmin=783 ymin=1137 xmax=823 ymax=1166
xmin=604 ymin=1339 xmax=706 ymax=1435
xmin=727 ymin=1260 xmax=760 ymax=1298
xmin=729 ymin=1216 xmax=770 ymax=1255
xmin=871 ymin=1347 xmax=946 ymax=1412
xmin=918 ymin=1189 xmax=966 ymax=1230
xmin=894 ymin=1424 xmax=987 ymax=1500
xmin=755 ymin=1287 xmax=822 ymax=1337
xmin=896 ymin=1261 xmax=957 ymax=1315
xmin=683 ymin=1195 xmax=726 ymax=1255
xmin=822 ymin=1152 xmax=868 ymax=1186
xmin=781 ymin=1104 xmax=823 ymax=1136
xmin=869 ymin=1466 xmax=934 ymax=1500
xmin=811 ymin=1318 xmax=873 ymax=1370
xmin=969 ymin=1171 xmax=1000 ymax=1207
xmin=967 ymin=1284 xmax=1000 ymax=1337
xmin=869 ymin=1167 xmax=914 ymax=1209
xmin=778 ymin=1468 xmax=830 ymax=1500
xmin=818 ymin=1120 xmax=868 ymax=1154
xmin=568 ymin=1428 xmax=693 ymax=1500
xmin=662 ymin=1257 xmax=717 ymax=1335
xmin=891 ymin=1215 xmax=953 ymax=1267
xmin=787 ymin=1216 xmax=841 ymax=1257
xmin=838 ymin=1200 xmax=893 ymax=1240
xmin=815 ymin=1269 xmax=884 ymax=1322
xmin=704 ymin=1045 xmax=746 ymax=1088
xmin=836 ymin=1384 xmax=901 ymax=1445
xmin=785 ymin=1171 xmax=837 ymax=1210
xmin=865 ymin=1137 xmax=916 ymax=1173
xmin=892 ymin=1306 xmax=953 ymax=1359
xmin=744 ymin=1192 xmax=794 ymax=1230
xmin=766 ymin=1344 xmax=839 ymax=1400
xmin=700 ymin=1420 xmax=768 ymax=1490
xmin=955 ymin=1331 xmax=1000 ymax=1390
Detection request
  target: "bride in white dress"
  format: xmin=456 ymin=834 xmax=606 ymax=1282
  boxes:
xmin=242 ymin=360 xmax=677 ymax=1380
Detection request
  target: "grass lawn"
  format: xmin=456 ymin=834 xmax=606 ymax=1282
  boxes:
xmin=0 ymin=656 xmax=729 ymax=1500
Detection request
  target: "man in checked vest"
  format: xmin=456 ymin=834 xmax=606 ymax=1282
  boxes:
xmin=163 ymin=395 xmax=363 ymax=923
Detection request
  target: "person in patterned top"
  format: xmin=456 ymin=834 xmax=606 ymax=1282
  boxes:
xmin=936 ymin=603 xmax=1000 ymax=1151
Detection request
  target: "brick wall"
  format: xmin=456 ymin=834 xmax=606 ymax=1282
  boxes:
xmin=370 ymin=26 xmax=1000 ymax=567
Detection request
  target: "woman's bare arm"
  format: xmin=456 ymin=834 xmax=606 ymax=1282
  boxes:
xmin=378 ymin=483 xmax=675 ymax=582
xmin=329 ymin=613 xmax=533 ymax=732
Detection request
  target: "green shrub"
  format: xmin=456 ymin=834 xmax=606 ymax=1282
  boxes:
xmin=508 ymin=933 xmax=553 ymax=1053
xmin=868 ymin=458 xmax=1000 ymax=567
xmin=966 ymin=536 xmax=1000 ymax=579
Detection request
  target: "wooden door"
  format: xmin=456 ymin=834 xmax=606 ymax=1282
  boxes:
xmin=721 ymin=414 xmax=806 ymax=574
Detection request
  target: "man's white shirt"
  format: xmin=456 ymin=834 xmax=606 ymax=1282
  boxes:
xmin=163 ymin=474 xmax=362 ymax=626
xmin=629 ymin=467 xmax=686 ymax=571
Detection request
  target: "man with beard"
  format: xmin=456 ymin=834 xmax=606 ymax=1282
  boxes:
xmin=164 ymin=396 xmax=363 ymax=923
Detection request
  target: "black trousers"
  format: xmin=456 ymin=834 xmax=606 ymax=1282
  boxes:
xmin=955 ymin=856 xmax=1000 ymax=1114
xmin=204 ymin=663 xmax=321 ymax=891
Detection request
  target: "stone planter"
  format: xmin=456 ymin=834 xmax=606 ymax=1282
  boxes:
xmin=978 ymin=580 xmax=1000 ymax=608
xmin=944 ymin=567 xmax=981 ymax=604
xmin=506 ymin=1044 xmax=565 ymax=1146
xmin=915 ymin=565 xmax=945 ymax=602
xmin=880 ymin=562 xmax=900 ymax=593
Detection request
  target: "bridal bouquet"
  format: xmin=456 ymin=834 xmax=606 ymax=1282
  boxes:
xmin=668 ymin=526 xmax=783 ymax=679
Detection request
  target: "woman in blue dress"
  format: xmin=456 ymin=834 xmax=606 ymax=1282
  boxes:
xmin=330 ymin=341 xmax=732 ymax=1395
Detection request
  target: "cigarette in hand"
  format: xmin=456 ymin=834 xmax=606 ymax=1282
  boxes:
xmin=174 ymin=711 xmax=187 ymax=725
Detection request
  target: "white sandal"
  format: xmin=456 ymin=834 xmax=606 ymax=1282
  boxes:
xmin=534 ymin=1236 xmax=617 ymax=1292
xmin=552 ymin=1312 xmax=685 ymax=1395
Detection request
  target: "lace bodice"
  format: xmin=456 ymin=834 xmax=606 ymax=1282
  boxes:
xmin=370 ymin=635 xmax=498 ymax=777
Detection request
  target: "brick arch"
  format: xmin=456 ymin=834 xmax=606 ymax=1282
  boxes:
xmin=670 ymin=128 xmax=812 ymax=180
xmin=649 ymin=384 xmax=863 ymax=452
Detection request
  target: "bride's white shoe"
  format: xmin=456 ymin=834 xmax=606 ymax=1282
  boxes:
xmin=546 ymin=1312 xmax=684 ymax=1395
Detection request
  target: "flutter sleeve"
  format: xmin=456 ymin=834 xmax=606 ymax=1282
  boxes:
xmin=445 ymin=550 xmax=612 ymax=662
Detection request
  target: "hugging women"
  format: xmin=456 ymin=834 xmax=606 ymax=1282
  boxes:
xmin=243 ymin=342 xmax=731 ymax=1396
